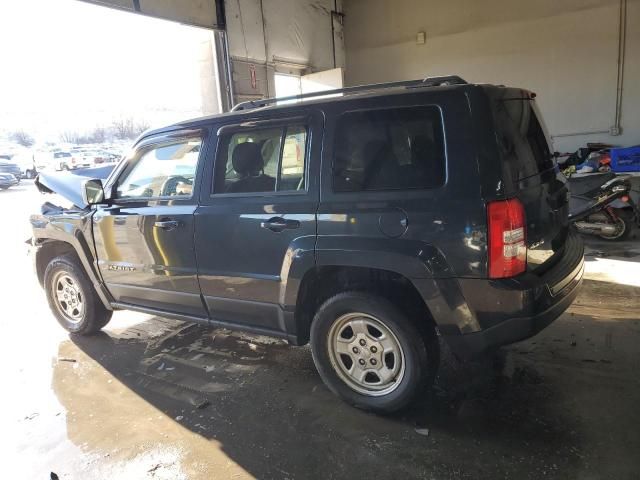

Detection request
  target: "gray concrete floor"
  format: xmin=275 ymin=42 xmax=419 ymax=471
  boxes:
xmin=2 ymin=181 xmax=640 ymax=479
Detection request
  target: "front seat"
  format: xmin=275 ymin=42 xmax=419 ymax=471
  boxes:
xmin=226 ymin=142 xmax=276 ymax=193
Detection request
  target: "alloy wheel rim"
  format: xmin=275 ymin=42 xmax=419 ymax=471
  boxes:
xmin=327 ymin=312 xmax=405 ymax=396
xmin=52 ymin=272 xmax=84 ymax=323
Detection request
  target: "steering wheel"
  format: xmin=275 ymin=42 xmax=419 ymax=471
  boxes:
xmin=160 ymin=175 xmax=192 ymax=196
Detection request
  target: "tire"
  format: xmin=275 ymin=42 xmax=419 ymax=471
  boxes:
xmin=44 ymin=254 xmax=112 ymax=335
xmin=310 ymin=291 xmax=438 ymax=413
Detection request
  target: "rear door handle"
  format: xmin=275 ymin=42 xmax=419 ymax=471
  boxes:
xmin=260 ymin=217 xmax=300 ymax=232
xmin=154 ymin=219 xmax=180 ymax=231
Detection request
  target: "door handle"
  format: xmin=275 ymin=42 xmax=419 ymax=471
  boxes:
xmin=154 ymin=219 xmax=180 ymax=231
xmin=260 ymin=217 xmax=300 ymax=232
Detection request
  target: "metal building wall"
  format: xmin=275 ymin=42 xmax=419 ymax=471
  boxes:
xmin=79 ymin=0 xmax=225 ymax=29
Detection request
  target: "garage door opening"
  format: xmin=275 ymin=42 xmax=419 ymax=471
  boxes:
xmin=0 ymin=0 xmax=220 ymax=167
xmin=275 ymin=73 xmax=303 ymax=99
xmin=274 ymin=68 xmax=345 ymax=104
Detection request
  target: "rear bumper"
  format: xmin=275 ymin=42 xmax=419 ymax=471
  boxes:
xmin=442 ymin=232 xmax=584 ymax=358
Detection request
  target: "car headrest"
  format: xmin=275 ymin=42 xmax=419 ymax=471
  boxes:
xmin=232 ymin=142 xmax=263 ymax=176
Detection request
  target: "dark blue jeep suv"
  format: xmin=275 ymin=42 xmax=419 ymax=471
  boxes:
xmin=31 ymin=76 xmax=584 ymax=412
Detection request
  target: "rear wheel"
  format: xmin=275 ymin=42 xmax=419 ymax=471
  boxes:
xmin=44 ymin=254 xmax=112 ymax=335
xmin=598 ymin=214 xmax=632 ymax=241
xmin=310 ymin=292 xmax=437 ymax=413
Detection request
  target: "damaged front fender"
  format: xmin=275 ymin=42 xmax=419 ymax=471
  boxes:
xmin=34 ymin=165 xmax=115 ymax=209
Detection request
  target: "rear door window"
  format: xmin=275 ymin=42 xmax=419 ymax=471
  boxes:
xmin=332 ymin=106 xmax=446 ymax=192
xmin=491 ymin=93 xmax=553 ymax=181
xmin=214 ymin=124 xmax=308 ymax=194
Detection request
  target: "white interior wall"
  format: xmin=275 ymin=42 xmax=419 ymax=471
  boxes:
xmin=225 ymin=0 xmax=344 ymax=102
xmin=343 ymin=0 xmax=639 ymax=152
xmin=198 ymin=33 xmax=223 ymax=115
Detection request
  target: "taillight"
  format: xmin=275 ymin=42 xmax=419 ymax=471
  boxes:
xmin=487 ymin=198 xmax=527 ymax=279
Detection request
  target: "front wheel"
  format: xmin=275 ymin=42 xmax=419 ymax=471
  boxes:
xmin=310 ymin=292 xmax=438 ymax=413
xmin=44 ymin=254 xmax=112 ymax=335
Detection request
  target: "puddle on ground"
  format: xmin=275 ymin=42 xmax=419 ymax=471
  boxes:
xmin=49 ymin=297 xmax=640 ymax=479
xmin=130 ymin=323 xmax=292 ymax=404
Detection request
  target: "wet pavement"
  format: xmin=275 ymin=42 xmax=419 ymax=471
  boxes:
xmin=2 ymin=181 xmax=640 ymax=479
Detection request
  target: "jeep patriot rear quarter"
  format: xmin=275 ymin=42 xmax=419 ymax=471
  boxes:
xmin=31 ymin=76 xmax=584 ymax=413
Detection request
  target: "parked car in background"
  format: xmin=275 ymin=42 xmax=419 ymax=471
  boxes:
xmin=97 ymin=150 xmax=121 ymax=163
xmin=84 ymin=150 xmax=109 ymax=165
xmin=54 ymin=151 xmax=88 ymax=170
xmin=0 ymin=173 xmax=19 ymax=190
xmin=11 ymin=152 xmax=38 ymax=178
xmin=0 ymin=159 xmax=22 ymax=180
xmin=31 ymin=76 xmax=585 ymax=413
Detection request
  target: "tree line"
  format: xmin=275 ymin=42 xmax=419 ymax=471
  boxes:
xmin=9 ymin=117 xmax=150 ymax=147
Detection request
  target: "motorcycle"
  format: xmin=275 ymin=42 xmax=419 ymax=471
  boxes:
xmin=569 ymin=173 xmax=639 ymax=241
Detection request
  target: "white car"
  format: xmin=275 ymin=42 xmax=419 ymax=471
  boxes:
xmin=10 ymin=152 xmax=39 ymax=179
xmin=55 ymin=151 xmax=90 ymax=170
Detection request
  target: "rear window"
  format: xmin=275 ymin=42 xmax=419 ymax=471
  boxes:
xmin=491 ymin=91 xmax=553 ymax=180
xmin=332 ymin=106 xmax=446 ymax=192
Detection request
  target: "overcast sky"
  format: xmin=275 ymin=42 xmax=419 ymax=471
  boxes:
xmin=0 ymin=0 xmax=211 ymax=143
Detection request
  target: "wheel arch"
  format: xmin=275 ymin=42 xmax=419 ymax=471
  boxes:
xmin=34 ymin=235 xmax=113 ymax=310
xmin=292 ymin=265 xmax=438 ymax=345
xmin=35 ymin=239 xmax=76 ymax=287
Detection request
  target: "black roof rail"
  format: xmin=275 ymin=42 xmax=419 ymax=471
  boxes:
xmin=231 ymin=75 xmax=468 ymax=112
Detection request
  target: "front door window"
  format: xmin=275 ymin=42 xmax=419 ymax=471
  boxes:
xmin=117 ymin=138 xmax=202 ymax=199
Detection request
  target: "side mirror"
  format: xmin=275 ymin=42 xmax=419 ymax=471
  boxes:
xmin=82 ymin=179 xmax=105 ymax=206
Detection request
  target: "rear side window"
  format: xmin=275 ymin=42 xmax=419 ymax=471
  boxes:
xmin=214 ymin=124 xmax=307 ymax=194
xmin=491 ymin=93 xmax=553 ymax=181
xmin=332 ymin=106 xmax=445 ymax=192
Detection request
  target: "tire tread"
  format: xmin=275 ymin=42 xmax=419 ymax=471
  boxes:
xmin=44 ymin=254 xmax=112 ymax=335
